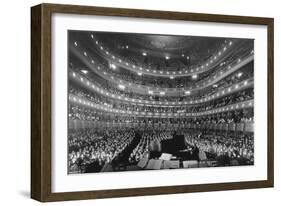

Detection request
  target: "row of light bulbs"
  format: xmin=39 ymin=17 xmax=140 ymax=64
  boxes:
xmin=75 ymin=41 xmax=252 ymax=93
xmin=71 ymin=70 xmax=252 ymax=106
xmin=74 ymin=35 xmax=233 ymax=77
xmin=70 ymin=94 xmax=253 ymax=117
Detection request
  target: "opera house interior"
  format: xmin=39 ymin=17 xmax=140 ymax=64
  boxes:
xmin=67 ymin=31 xmax=254 ymax=174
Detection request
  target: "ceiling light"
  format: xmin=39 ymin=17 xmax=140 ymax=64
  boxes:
xmin=137 ymin=72 xmax=142 ymax=76
xmin=110 ymin=63 xmax=117 ymax=70
xmin=237 ymin=72 xmax=243 ymax=78
xmin=118 ymin=84 xmax=125 ymax=90
xmin=185 ymin=91 xmax=191 ymax=95
xmin=160 ymin=91 xmax=165 ymax=95
xmin=83 ymin=51 xmax=87 ymax=56
xmin=192 ymin=74 xmax=198 ymax=79
xmin=148 ymin=90 xmax=154 ymax=94
xmin=170 ymin=76 xmax=174 ymax=79
xmin=165 ymin=56 xmax=170 ymax=60
xmin=142 ymin=52 xmax=147 ymax=56
xmin=81 ymin=70 xmax=88 ymax=74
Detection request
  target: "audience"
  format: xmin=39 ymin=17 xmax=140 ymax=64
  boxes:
xmin=67 ymin=35 xmax=255 ymax=174
xmin=69 ymin=86 xmax=253 ymax=115
xmin=70 ymin=64 xmax=253 ymax=102
xmin=69 ymin=103 xmax=254 ymax=125
xmin=129 ymin=131 xmax=173 ymax=163
xmin=68 ymin=129 xmax=134 ymax=173
xmin=185 ymin=132 xmax=254 ymax=164
xmin=68 ymin=129 xmax=254 ymax=173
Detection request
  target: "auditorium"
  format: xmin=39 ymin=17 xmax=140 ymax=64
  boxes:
xmin=67 ymin=31 xmax=254 ymax=174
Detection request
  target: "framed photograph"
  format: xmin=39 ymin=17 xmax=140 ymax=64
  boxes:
xmin=31 ymin=3 xmax=274 ymax=202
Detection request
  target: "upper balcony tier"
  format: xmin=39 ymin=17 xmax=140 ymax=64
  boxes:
xmin=69 ymin=30 xmax=253 ymax=78
xmin=69 ymin=39 xmax=253 ymax=92
xmin=69 ymin=56 xmax=253 ymax=100
xmin=69 ymin=93 xmax=253 ymax=119
xmin=69 ymin=67 xmax=253 ymax=107
xmin=69 ymin=84 xmax=253 ymax=115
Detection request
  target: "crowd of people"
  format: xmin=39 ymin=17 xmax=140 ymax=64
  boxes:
xmin=68 ymin=128 xmax=254 ymax=173
xmin=185 ymin=132 xmax=254 ymax=165
xmin=68 ymin=129 xmax=134 ymax=173
xmin=69 ymin=102 xmax=254 ymax=125
xmin=128 ymin=131 xmax=173 ymax=163
xmin=69 ymin=83 xmax=253 ymax=116
xmin=70 ymin=60 xmax=253 ymax=104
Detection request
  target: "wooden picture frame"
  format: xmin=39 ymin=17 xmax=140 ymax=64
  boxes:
xmin=31 ymin=3 xmax=274 ymax=202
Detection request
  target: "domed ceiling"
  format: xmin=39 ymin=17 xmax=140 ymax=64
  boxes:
xmin=69 ymin=31 xmax=233 ymax=66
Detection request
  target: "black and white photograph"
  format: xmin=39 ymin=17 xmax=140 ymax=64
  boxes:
xmin=67 ymin=31 xmax=254 ymax=174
